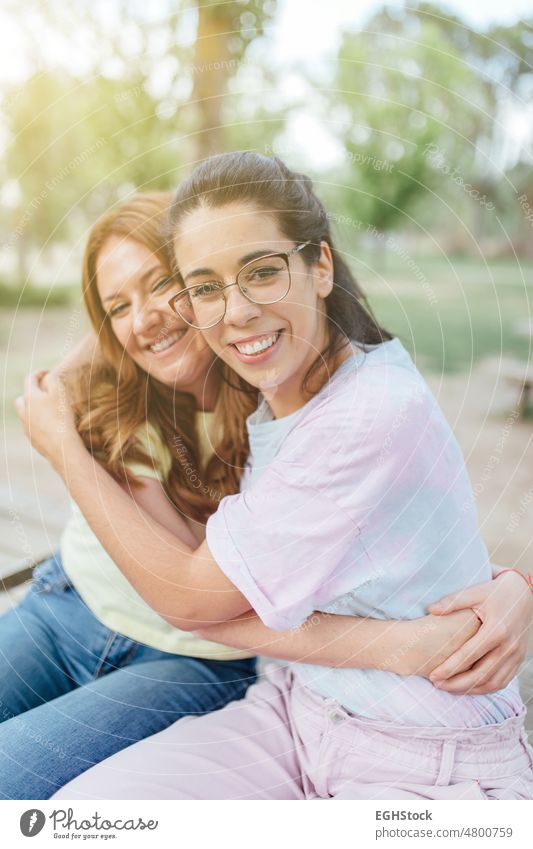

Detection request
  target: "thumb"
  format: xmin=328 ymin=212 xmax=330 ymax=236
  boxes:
xmin=429 ymin=583 xmax=485 ymax=616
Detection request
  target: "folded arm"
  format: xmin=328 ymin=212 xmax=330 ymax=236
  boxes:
xmin=196 ymin=608 xmax=480 ymax=677
xmin=16 ymin=371 xmax=533 ymax=691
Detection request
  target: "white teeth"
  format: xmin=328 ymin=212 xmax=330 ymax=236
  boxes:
xmin=149 ymin=330 xmax=184 ymax=353
xmin=235 ymin=334 xmax=279 ymax=356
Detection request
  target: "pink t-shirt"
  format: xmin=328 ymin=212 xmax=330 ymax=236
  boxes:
xmin=206 ymin=339 xmax=523 ymax=726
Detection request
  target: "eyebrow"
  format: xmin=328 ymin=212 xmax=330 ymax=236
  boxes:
xmin=101 ymin=266 xmax=167 ymax=303
xmin=183 ymin=249 xmax=280 ymax=283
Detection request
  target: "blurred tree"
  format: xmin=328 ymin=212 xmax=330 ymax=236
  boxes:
xmin=3 ymin=71 xmax=181 ymax=281
xmin=327 ymin=3 xmax=532 ymax=252
xmin=329 ymin=8 xmax=495 ymax=237
xmin=0 ymin=0 xmax=278 ymax=282
xmin=190 ymin=0 xmax=277 ymax=158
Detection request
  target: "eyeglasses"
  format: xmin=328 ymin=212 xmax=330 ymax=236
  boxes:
xmin=168 ymin=242 xmax=311 ymax=330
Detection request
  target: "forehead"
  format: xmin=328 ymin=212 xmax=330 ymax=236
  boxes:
xmin=174 ymin=203 xmax=287 ymax=273
xmin=96 ymin=236 xmax=164 ymax=297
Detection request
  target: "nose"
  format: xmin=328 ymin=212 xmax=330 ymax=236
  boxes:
xmin=132 ymin=297 xmax=161 ymax=336
xmin=223 ymin=284 xmax=262 ymax=327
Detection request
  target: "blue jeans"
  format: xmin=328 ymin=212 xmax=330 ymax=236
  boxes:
xmin=0 ymin=554 xmax=256 ymax=799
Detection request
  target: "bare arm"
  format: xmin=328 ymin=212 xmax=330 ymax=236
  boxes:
xmin=103 ymin=469 xmax=484 ymax=676
xmin=16 ymin=371 xmax=481 ymax=676
xmin=120 ymin=475 xmax=198 ymax=547
xmin=196 ymin=608 xmax=480 ymax=677
xmin=18 ymin=373 xmax=250 ymax=629
xmin=15 ymin=371 xmax=531 ymax=691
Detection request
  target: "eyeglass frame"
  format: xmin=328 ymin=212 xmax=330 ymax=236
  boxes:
xmin=167 ymin=241 xmax=312 ymax=329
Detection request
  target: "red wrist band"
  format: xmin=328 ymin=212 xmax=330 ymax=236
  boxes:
xmin=497 ymin=568 xmax=533 ymax=595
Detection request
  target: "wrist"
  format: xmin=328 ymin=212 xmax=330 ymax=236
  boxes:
xmin=49 ymin=430 xmax=85 ymax=477
xmin=380 ymin=618 xmax=422 ymax=675
xmin=495 ymin=568 xmax=533 ymax=596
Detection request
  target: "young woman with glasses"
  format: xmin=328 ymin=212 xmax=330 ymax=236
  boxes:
xmin=18 ymin=153 xmax=533 ymax=799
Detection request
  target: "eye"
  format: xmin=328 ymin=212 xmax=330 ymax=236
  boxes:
xmin=109 ymin=302 xmax=128 ymax=317
xmin=254 ymin=265 xmax=279 ymax=280
xmin=152 ymin=276 xmax=173 ymax=293
xmin=191 ymin=281 xmax=223 ymax=298
xmin=246 ymin=265 xmax=280 ymax=282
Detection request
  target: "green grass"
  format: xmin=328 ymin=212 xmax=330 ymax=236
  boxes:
xmin=354 ymin=253 xmax=533 ymax=373
xmin=0 ymin=281 xmax=77 ymax=308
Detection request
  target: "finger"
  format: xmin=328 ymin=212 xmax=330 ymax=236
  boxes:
xmin=35 ymin=368 xmax=50 ymax=387
xmin=437 ymin=651 xmax=516 ymax=695
xmin=468 ymin=659 xmax=520 ymax=695
xmin=433 ymin=652 xmax=500 ymax=694
xmin=428 ymin=583 xmax=486 ymax=615
xmin=429 ymin=627 xmax=500 ymax=682
xmin=24 ymin=370 xmax=44 ymax=398
xmin=24 ymin=368 xmax=53 ymax=392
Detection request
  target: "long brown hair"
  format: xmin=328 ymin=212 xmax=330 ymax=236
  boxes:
xmin=72 ymin=191 xmax=249 ymax=524
xmin=168 ymin=151 xmax=391 ymax=401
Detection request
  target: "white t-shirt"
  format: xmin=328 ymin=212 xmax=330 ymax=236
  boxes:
xmin=207 ymin=339 xmax=523 ymax=726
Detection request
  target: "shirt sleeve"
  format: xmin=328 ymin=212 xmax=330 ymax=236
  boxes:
xmin=125 ymin=423 xmax=172 ymax=482
xmin=206 ymin=401 xmax=386 ymax=630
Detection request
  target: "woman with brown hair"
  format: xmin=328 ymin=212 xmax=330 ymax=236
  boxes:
xmin=0 ymin=191 xmax=260 ymax=799
xmin=2 ymin=190 xmax=481 ymax=799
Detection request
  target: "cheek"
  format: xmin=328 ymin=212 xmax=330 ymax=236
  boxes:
xmin=200 ymin=328 xmax=222 ymax=354
xmin=110 ymin=319 xmax=134 ymax=353
xmin=177 ymin=337 xmax=214 ymax=377
xmin=188 ymin=331 xmax=214 ymax=364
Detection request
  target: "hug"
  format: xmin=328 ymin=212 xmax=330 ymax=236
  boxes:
xmin=3 ymin=151 xmax=533 ymax=799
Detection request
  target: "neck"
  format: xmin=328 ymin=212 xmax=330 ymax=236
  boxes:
xmin=178 ymin=370 xmax=219 ymax=412
xmin=267 ymin=339 xmax=356 ymax=419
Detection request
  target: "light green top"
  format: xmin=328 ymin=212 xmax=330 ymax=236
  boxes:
xmin=61 ymin=415 xmax=251 ymax=659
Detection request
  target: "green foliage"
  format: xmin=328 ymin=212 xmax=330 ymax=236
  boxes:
xmin=0 ymin=0 xmax=531 ymax=294
xmin=330 ymin=9 xmax=495 ymax=234
xmin=0 ymin=0 xmax=280 ymax=285
xmin=3 ymin=71 xmax=183 ymax=248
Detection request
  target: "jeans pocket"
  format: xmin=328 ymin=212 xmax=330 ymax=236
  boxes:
xmin=32 ymin=554 xmax=71 ymax=594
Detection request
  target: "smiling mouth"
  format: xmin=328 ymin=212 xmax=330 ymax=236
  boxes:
xmin=231 ymin=332 xmax=282 ymax=357
xmin=148 ymin=328 xmax=187 ymax=354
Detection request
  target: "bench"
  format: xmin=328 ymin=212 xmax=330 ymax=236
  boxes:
xmin=1 ymin=559 xmax=42 ymax=590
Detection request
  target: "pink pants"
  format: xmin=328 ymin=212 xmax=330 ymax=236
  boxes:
xmin=53 ymin=665 xmax=533 ymax=800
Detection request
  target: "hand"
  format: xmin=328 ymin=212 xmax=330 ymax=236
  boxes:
xmin=395 ymin=610 xmax=481 ymax=678
xmin=427 ymin=570 xmax=533 ymax=694
xmin=15 ymin=370 xmax=82 ymax=471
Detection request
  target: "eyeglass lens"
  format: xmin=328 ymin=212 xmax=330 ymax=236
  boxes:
xmin=173 ymin=254 xmax=291 ymax=329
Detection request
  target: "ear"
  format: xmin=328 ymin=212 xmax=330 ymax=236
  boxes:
xmin=314 ymin=240 xmax=334 ymax=298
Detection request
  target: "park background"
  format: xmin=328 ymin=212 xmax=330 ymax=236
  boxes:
xmin=0 ymin=0 xmax=532 ymax=701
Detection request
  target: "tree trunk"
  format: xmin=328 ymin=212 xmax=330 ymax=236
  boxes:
xmin=191 ymin=0 xmax=235 ymax=160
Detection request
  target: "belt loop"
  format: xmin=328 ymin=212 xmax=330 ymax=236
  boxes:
xmin=519 ymin=730 xmax=533 ymax=772
xmin=435 ymin=739 xmax=457 ymax=786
